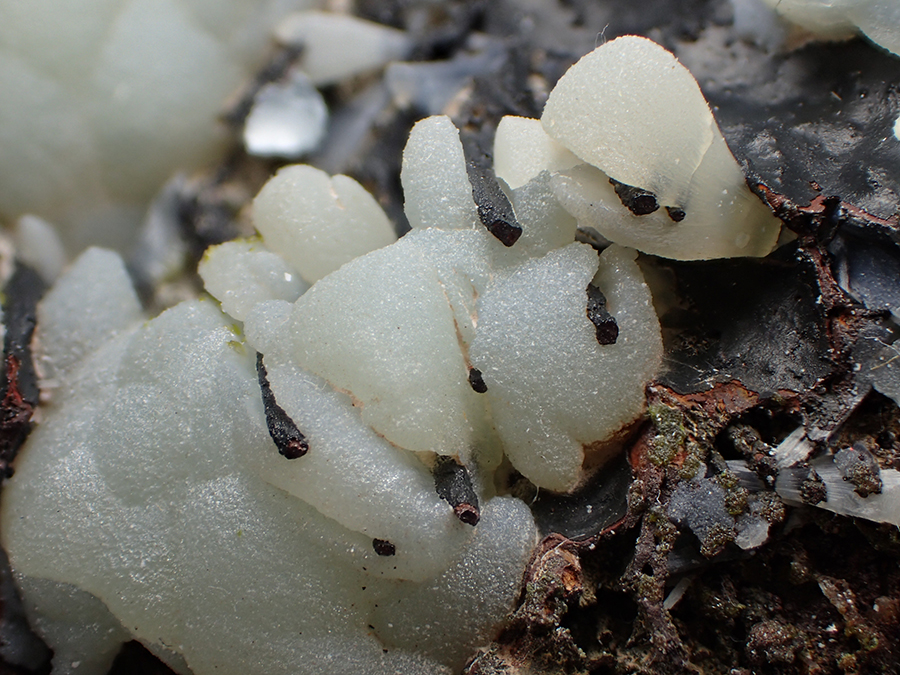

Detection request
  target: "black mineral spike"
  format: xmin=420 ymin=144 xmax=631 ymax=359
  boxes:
xmin=462 ymin=138 xmax=522 ymax=246
xmin=3 ymin=263 xmax=45 ymax=408
xmin=256 ymin=352 xmax=309 ymax=459
xmin=609 ymin=177 xmax=659 ymax=215
xmin=586 ymin=284 xmax=619 ymax=345
xmin=433 ymin=456 xmax=480 ymax=525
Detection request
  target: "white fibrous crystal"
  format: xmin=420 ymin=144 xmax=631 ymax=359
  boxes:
xmin=2 ymin=107 xmax=665 ymax=675
xmin=275 ymin=11 xmax=412 ymax=86
xmin=776 ymin=456 xmax=900 ymax=527
xmin=0 ymin=0 xmax=321 ymax=252
xmin=541 ymin=36 xmax=781 ymax=260
xmin=761 ymin=0 xmax=900 ymax=56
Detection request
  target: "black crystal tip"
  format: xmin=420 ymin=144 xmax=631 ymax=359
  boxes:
xmin=256 ymin=352 xmax=309 ymax=459
xmin=609 ymin=177 xmax=659 ymax=216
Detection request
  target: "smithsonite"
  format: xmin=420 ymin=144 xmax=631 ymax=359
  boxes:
xmin=401 ymin=115 xmax=480 ymax=231
xmin=0 ymin=39 xmax=739 ymax=673
xmin=252 ymin=164 xmax=397 ymax=284
xmin=3 ymin=252 xmax=538 ymax=675
xmin=274 ymin=10 xmax=412 ymax=86
xmin=492 ymin=116 xmax=581 ymax=190
xmin=761 ymin=0 xmax=900 ymax=56
xmin=0 ymin=0 xmax=322 ymax=252
xmin=2 ymin=113 xmax=665 ymax=674
xmin=540 ymin=36 xmax=781 ymax=260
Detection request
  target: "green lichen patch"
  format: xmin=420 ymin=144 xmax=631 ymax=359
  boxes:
xmin=647 ymin=404 xmax=687 ymax=467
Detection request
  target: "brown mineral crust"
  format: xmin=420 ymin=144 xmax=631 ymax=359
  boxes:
xmin=761 ymin=186 xmax=892 ymax=441
xmin=630 ymin=380 xmax=799 ymax=476
xmin=757 ymin=186 xmax=900 ymax=237
xmin=671 ymin=380 xmax=799 ymax=421
xmin=745 ymin=619 xmax=802 ymax=666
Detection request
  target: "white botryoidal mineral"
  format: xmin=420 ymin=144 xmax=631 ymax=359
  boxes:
xmin=0 ymin=32 xmax=789 ymax=674
xmin=242 ymin=11 xmax=411 ymax=159
xmin=0 ymin=0 xmax=322 ymax=252
xmin=0 ymin=3 xmax=412 ymax=255
xmin=759 ymin=0 xmax=900 ymax=56
xmin=526 ymin=35 xmax=782 ymax=260
xmin=0 ymin=108 xmax=664 ymax=675
xmin=274 ymin=10 xmax=412 ymax=86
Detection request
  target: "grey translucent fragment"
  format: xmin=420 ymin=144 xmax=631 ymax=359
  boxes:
xmin=724 ymin=460 xmax=766 ymax=492
xmin=730 ymin=0 xmax=789 ymax=51
xmin=667 ymin=478 xmax=733 ymax=546
xmin=832 ymin=237 xmax=900 ymax=320
xmin=386 ymin=38 xmax=507 ymax=115
xmin=734 ymin=512 xmax=770 ymax=550
xmin=244 ymin=69 xmax=328 ymax=158
xmin=128 ymin=175 xmax=190 ymax=289
xmin=776 ymin=456 xmax=900 ymax=526
xmin=313 ymin=81 xmax=390 ymax=175
xmin=852 ymin=323 xmax=900 ymax=406
xmin=773 ymin=427 xmax=815 ymax=470
xmin=734 ymin=494 xmax=779 ymax=550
